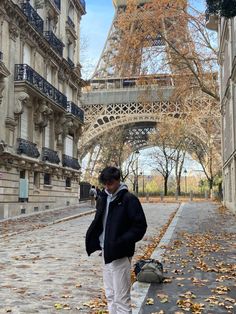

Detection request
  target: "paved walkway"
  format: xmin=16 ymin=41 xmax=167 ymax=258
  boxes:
xmin=0 ymin=202 xmax=93 ymax=238
xmin=134 ymin=202 xmax=236 ymax=314
xmin=0 ymin=203 xmax=178 ymax=313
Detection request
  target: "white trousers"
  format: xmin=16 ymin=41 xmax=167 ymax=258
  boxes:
xmin=103 ymin=256 xmax=132 ymax=314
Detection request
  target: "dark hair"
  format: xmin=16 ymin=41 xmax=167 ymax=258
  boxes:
xmin=91 ymin=185 xmax=95 ymax=188
xmin=99 ymin=167 xmax=121 ymax=184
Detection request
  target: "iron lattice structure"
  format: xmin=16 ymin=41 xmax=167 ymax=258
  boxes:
xmin=80 ymin=0 xmax=219 ymax=177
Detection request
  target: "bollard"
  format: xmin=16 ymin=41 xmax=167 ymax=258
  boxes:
xmin=189 ymin=190 xmax=193 ymax=201
xmin=205 ymin=191 xmax=208 ymax=199
xmin=175 ymin=192 xmax=178 ymax=200
xmin=146 ymin=193 xmax=149 ymax=202
xmin=160 ymin=192 xmax=163 ymax=201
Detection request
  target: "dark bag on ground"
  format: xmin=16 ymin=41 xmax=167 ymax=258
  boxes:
xmin=134 ymin=259 xmax=164 ymax=283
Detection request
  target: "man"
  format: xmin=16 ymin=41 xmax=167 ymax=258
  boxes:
xmin=86 ymin=167 xmax=147 ymax=314
xmin=89 ymin=185 xmax=97 ymax=207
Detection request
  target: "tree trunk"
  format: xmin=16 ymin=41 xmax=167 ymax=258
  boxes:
xmin=209 ymin=178 xmax=214 ymax=199
xmin=176 ymin=177 xmax=181 ymax=196
xmin=164 ymin=177 xmax=168 ymax=196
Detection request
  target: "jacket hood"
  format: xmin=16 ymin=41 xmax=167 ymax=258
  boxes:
xmin=105 ymin=182 xmax=128 ymax=202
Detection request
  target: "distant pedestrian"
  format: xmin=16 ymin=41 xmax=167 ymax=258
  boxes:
xmin=85 ymin=166 xmax=147 ymax=314
xmin=89 ymin=185 xmax=97 ymax=207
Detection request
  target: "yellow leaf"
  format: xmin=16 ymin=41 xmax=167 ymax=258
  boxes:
xmin=54 ymin=303 xmax=63 ymax=310
xmin=146 ymin=298 xmax=154 ymax=305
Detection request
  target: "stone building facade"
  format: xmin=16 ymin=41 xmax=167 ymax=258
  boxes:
xmin=0 ymin=0 xmax=86 ymax=218
xmin=206 ymin=5 xmax=236 ymax=213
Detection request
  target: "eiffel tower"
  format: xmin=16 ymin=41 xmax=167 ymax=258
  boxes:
xmin=80 ymin=0 xmax=214 ymax=178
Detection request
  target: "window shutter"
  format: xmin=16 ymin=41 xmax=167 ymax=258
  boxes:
xmin=66 ymin=85 xmax=73 ymax=101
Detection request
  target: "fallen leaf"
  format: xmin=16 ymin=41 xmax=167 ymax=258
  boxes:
xmin=54 ymin=303 xmax=63 ymax=310
xmin=146 ymin=298 xmax=154 ymax=305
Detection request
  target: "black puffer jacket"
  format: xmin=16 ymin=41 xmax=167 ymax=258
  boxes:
xmin=85 ymin=189 xmax=147 ymax=264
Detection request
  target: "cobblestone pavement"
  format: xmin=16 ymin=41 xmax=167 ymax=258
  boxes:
xmin=0 ymin=203 xmax=179 ymax=314
xmin=0 ymin=202 xmax=93 ymax=238
xmin=140 ymin=202 xmax=236 ymax=314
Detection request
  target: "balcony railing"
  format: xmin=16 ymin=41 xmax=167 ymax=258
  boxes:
xmin=54 ymin=0 xmax=61 ymax=10
xmin=206 ymin=0 xmax=236 ymax=19
xmin=21 ymin=1 xmax=44 ymax=34
xmin=15 ymin=64 xmax=67 ymax=110
xmin=17 ymin=138 xmax=40 ymax=159
xmin=44 ymin=31 xmax=64 ymax=56
xmin=67 ymin=16 xmax=75 ymax=29
xmin=79 ymin=0 xmax=86 ymax=12
xmin=42 ymin=147 xmax=60 ymax=164
xmin=62 ymin=154 xmax=81 ymax=170
xmin=206 ymin=0 xmax=220 ymax=15
xmin=67 ymin=101 xmax=84 ymax=123
xmin=67 ymin=57 xmax=75 ymax=68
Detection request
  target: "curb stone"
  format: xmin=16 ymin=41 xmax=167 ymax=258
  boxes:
xmin=0 ymin=209 xmax=96 ymax=240
xmin=131 ymin=203 xmax=185 ymax=313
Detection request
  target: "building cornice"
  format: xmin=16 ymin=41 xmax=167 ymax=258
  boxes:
xmin=71 ymin=0 xmax=86 ymax=16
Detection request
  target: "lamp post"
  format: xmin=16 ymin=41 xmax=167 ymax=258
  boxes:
xmin=135 ymin=150 xmax=139 ymax=195
xmin=184 ymin=168 xmax=187 ymax=194
xmin=140 ymin=171 xmax=145 ymax=195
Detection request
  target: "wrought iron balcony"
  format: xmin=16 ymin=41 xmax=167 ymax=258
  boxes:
xmin=44 ymin=31 xmax=64 ymax=56
xmin=17 ymin=138 xmax=40 ymax=159
xmin=62 ymin=154 xmax=81 ymax=170
xmin=67 ymin=101 xmax=84 ymax=123
xmin=42 ymin=147 xmax=60 ymax=164
xmin=54 ymin=0 xmax=61 ymax=10
xmin=67 ymin=16 xmax=75 ymax=29
xmin=15 ymin=64 xmax=67 ymax=110
xmin=67 ymin=57 xmax=75 ymax=68
xmin=206 ymin=0 xmax=236 ymax=19
xmin=21 ymin=1 xmax=44 ymax=34
xmin=206 ymin=0 xmax=220 ymax=15
xmin=79 ymin=0 xmax=86 ymax=12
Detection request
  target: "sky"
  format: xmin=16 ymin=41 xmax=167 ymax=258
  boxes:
xmin=80 ymin=0 xmax=114 ymax=78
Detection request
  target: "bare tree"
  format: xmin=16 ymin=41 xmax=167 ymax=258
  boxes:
xmin=150 ymin=118 xmax=189 ymax=195
xmin=149 ymin=144 xmax=175 ymax=196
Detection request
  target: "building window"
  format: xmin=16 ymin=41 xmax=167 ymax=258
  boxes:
xmin=44 ymin=122 xmax=51 ymax=148
xmin=67 ymin=41 xmax=74 ymax=60
xmin=65 ymin=177 xmax=71 ymax=187
xmin=20 ymin=107 xmax=29 ymax=140
xmin=44 ymin=173 xmax=51 ymax=185
xmin=65 ymin=134 xmax=74 ymax=157
xmin=34 ymin=172 xmax=40 ymax=189
xmin=20 ymin=170 xmax=26 ymax=179
xmin=68 ymin=3 xmax=74 ymax=20
xmin=23 ymin=43 xmax=32 ymax=65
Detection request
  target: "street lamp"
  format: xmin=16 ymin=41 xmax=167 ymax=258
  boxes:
xmin=184 ymin=168 xmax=187 ymax=194
xmin=135 ymin=150 xmax=140 ymax=195
xmin=140 ymin=171 xmax=145 ymax=195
